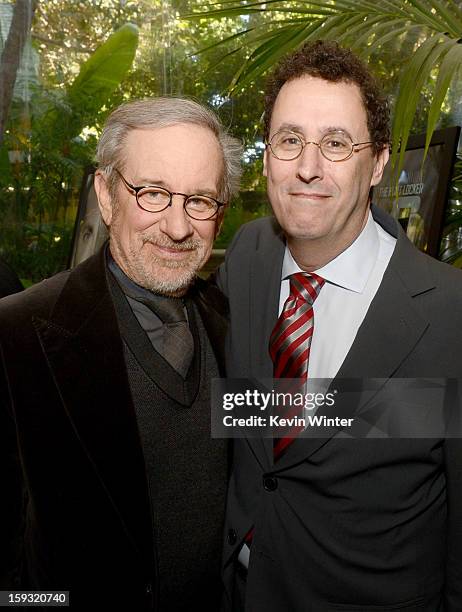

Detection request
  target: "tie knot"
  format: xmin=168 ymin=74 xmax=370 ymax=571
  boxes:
xmin=147 ymin=295 xmax=187 ymax=324
xmin=289 ymin=272 xmax=324 ymax=305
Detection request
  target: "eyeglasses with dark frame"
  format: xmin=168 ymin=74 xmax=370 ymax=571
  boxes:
xmin=266 ymin=129 xmax=375 ymax=162
xmin=114 ymin=168 xmax=225 ymax=221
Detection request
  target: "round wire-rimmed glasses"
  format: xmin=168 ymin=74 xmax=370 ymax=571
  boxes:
xmin=266 ymin=129 xmax=375 ymax=162
xmin=114 ymin=168 xmax=225 ymax=220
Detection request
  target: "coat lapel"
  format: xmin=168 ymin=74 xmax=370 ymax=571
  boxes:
xmin=250 ymin=222 xmax=285 ymax=379
xmin=33 ymin=247 xmax=154 ymax=569
xmin=248 ymin=222 xmax=285 ymax=466
xmin=273 ymin=221 xmax=435 ymax=472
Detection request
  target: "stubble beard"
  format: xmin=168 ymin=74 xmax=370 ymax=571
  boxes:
xmin=111 ymin=231 xmax=208 ymax=297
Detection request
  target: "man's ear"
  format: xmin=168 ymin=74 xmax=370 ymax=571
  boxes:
xmin=263 ymin=147 xmax=268 ymax=177
xmin=214 ymin=207 xmax=226 ymax=239
xmin=94 ymin=170 xmax=114 ymax=226
xmin=370 ymin=145 xmax=390 ymax=187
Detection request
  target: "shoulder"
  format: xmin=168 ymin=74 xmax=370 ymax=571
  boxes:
xmin=216 ymin=216 xmax=285 ymax=297
xmin=424 ymin=253 xmax=462 ymax=305
xmin=391 ymin=237 xmax=462 ymax=329
xmin=0 ymin=270 xmax=71 ymax=328
xmin=0 ymin=246 xmax=107 ymax=331
xmin=395 ymin=235 xmax=462 ymax=290
xmin=227 ymin=216 xmax=283 ymax=254
xmin=191 ymin=276 xmax=229 ymax=318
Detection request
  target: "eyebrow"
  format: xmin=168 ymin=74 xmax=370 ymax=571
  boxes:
xmin=133 ymin=177 xmax=218 ymax=197
xmin=274 ymin=123 xmax=354 ymax=140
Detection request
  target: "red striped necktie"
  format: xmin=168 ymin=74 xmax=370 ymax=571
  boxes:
xmin=269 ymin=271 xmax=325 ymax=460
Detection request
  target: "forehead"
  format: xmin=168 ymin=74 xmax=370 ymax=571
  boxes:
xmin=122 ymin=123 xmax=223 ymax=189
xmin=270 ymin=76 xmax=368 ymax=137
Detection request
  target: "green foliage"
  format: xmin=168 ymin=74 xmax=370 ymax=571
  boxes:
xmin=185 ymin=0 xmax=462 ymax=264
xmin=215 ymin=194 xmax=270 ymax=248
xmin=4 ymin=0 xmax=462 ymax=283
xmin=440 ymin=155 xmax=462 ymax=267
xmin=1 ymin=21 xmax=139 ymax=282
xmin=50 ymin=23 xmax=139 ymax=143
xmin=185 ymin=1 xmax=462 ymax=165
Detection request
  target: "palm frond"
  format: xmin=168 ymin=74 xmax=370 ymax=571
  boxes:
xmin=425 ymin=43 xmax=462 ymax=155
xmin=391 ymin=36 xmax=454 ymax=173
xmin=183 ymin=0 xmax=462 ymax=197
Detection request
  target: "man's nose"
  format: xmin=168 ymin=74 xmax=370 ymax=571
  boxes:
xmin=296 ymin=142 xmax=324 ymax=183
xmin=158 ymin=196 xmax=194 ymax=241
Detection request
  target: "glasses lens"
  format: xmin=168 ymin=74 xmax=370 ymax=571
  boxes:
xmin=137 ymin=187 xmax=171 ymax=211
xmin=185 ymin=196 xmax=219 ymax=220
xmin=270 ymin=131 xmax=303 ymax=160
xmin=320 ymin=131 xmax=352 ymax=161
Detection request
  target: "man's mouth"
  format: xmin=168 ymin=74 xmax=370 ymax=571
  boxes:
xmin=144 ymin=239 xmax=200 ymax=259
xmin=289 ymin=192 xmax=331 ymax=200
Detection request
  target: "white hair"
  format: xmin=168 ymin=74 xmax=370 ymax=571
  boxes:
xmin=95 ymin=96 xmax=242 ymax=202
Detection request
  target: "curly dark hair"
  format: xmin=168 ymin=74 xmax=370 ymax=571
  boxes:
xmin=264 ymin=40 xmax=390 ymax=155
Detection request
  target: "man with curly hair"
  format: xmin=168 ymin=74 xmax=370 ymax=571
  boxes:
xmin=218 ymin=40 xmax=462 ymax=611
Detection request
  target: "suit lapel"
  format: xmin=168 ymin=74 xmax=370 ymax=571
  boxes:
xmin=273 ymin=223 xmax=434 ymax=472
xmin=33 ymin=248 xmax=154 ymax=569
xmin=250 ymin=226 xmax=284 ymax=379
xmin=248 ymin=224 xmax=285 ymax=466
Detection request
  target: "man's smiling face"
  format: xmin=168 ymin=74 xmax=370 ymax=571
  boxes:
xmin=96 ymin=123 xmax=223 ymax=296
xmin=264 ymin=76 xmax=389 ymax=253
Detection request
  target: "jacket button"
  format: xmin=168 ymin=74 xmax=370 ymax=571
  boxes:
xmin=263 ymin=475 xmax=278 ymax=491
xmin=227 ymin=528 xmax=237 ymax=545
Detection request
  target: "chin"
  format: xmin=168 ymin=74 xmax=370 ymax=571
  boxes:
xmin=141 ymin=264 xmax=199 ymax=296
xmin=282 ymin=220 xmax=327 ymax=241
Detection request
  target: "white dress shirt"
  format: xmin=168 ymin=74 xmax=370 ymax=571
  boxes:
xmin=279 ymin=212 xmax=396 ymax=379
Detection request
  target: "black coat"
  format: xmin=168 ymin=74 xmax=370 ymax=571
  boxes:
xmin=0 ymin=246 xmax=229 ymax=611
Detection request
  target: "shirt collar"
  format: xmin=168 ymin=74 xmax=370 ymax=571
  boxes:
xmin=281 ymin=211 xmax=379 ymax=294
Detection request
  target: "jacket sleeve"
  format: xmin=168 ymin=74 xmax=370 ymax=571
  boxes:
xmin=0 ymin=342 xmax=24 ymax=589
xmin=444 ymin=435 xmax=462 ymax=610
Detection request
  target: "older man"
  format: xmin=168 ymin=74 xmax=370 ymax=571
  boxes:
xmin=0 ymin=97 xmax=241 ymax=611
xmin=218 ymin=41 xmax=462 ymax=611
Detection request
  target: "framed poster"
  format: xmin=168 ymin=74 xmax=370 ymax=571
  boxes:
xmin=372 ymin=126 xmax=460 ymax=257
xmin=68 ymin=166 xmax=108 ymax=268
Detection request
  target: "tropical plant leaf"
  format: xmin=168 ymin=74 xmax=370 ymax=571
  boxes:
xmin=424 ymin=43 xmax=462 ymax=155
xmin=426 ymin=0 xmax=462 ymax=32
xmin=352 ymin=19 xmax=411 ymax=51
xmin=67 ymin=23 xmax=139 ymax=116
xmin=323 ymin=14 xmax=369 ymax=42
xmin=391 ymin=36 xmax=453 ymax=174
xmin=40 ymin=24 xmax=139 ymax=148
xmin=366 ymin=25 xmax=415 ymax=55
xmin=184 ymin=0 xmax=462 ymax=206
xmin=229 ymin=21 xmax=323 ymax=91
xmin=405 ymin=0 xmax=458 ymax=33
xmin=189 ymin=27 xmax=255 ymax=57
xmin=183 ymin=0 xmax=283 ymax=20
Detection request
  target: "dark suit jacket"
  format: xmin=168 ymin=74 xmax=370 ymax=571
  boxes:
xmin=0 ymin=257 xmax=23 ymax=299
xmin=0 ymin=246 xmax=228 ymax=611
xmin=217 ymin=207 xmax=462 ymax=612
